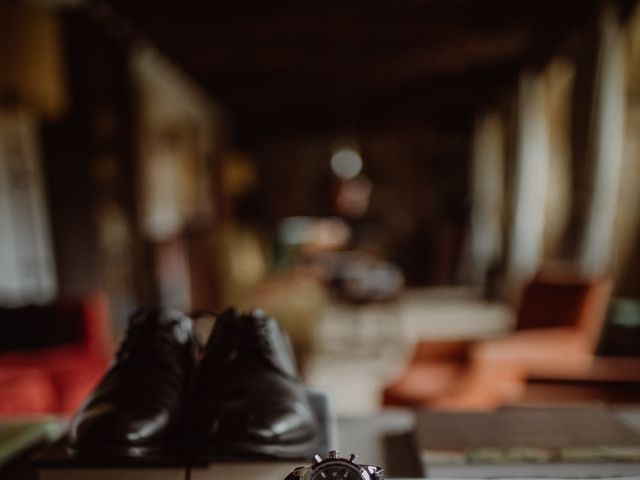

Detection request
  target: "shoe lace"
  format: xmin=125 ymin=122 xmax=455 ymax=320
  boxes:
xmin=115 ymin=320 xmax=189 ymax=379
xmin=235 ymin=314 xmax=273 ymax=355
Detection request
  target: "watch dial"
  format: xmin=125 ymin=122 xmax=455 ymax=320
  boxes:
xmin=311 ymin=462 xmax=363 ymax=480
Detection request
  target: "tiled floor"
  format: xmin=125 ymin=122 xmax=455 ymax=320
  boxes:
xmin=305 ymin=287 xmax=512 ymax=415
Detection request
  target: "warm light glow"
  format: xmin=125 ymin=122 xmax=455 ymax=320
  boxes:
xmin=330 ymin=148 xmax=362 ymax=179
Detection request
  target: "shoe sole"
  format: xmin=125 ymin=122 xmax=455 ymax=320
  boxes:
xmin=67 ymin=444 xmax=178 ymax=462
xmin=198 ymin=436 xmax=322 ymax=461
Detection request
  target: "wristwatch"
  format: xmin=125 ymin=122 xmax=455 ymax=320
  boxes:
xmin=285 ymin=451 xmax=384 ymax=480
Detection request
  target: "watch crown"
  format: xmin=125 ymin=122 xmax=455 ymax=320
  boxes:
xmin=329 ymin=450 xmax=338 ymax=459
xmin=349 ymin=453 xmax=358 ymax=462
xmin=313 ymin=454 xmax=323 ymax=465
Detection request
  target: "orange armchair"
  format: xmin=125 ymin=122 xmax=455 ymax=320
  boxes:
xmin=383 ymin=272 xmax=613 ymax=410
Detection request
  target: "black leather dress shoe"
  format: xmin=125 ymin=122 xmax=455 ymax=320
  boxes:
xmin=69 ymin=308 xmax=199 ymax=458
xmin=191 ymin=308 xmax=320 ymax=459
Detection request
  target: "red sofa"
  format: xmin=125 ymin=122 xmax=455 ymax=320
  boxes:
xmin=0 ymin=294 xmax=112 ymax=415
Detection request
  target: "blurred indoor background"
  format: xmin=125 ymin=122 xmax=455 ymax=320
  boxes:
xmin=1 ymin=0 xmax=640 ymax=417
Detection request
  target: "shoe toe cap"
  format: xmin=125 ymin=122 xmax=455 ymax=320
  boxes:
xmin=70 ymin=403 xmax=172 ymax=448
xmin=211 ymin=403 xmax=317 ymax=444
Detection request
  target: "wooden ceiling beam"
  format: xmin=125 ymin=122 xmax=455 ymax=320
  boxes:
xmin=160 ymin=29 xmax=533 ymax=74
xmin=203 ymin=61 xmax=519 ymax=123
xmin=126 ymin=13 xmax=588 ymax=53
xmin=99 ymin=0 xmax=605 ymax=135
xmin=108 ymin=0 xmax=600 ymax=28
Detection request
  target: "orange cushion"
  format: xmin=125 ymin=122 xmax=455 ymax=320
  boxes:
xmin=516 ymin=281 xmax=591 ymax=330
xmin=471 ymin=327 xmax=594 ymax=378
xmin=382 ymin=362 xmax=464 ymax=407
xmin=0 ymin=346 xmax=108 ymax=413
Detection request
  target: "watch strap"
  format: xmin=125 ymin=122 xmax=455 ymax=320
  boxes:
xmin=365 ymin=465 xmax=384 ymax=480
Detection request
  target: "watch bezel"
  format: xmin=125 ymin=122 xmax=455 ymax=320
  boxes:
xmin=310 ymin=458 xmax=370 ymax=480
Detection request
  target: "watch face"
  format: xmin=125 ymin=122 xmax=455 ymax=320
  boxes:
xmin=310 ymin=461 xmax=363 ymax=480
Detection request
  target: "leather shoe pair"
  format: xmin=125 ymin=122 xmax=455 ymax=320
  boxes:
xmin=68 ymin=307 xmax=320 ymax=460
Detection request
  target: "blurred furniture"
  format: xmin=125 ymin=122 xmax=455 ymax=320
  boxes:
xmin=340 ymin=407 xmax=640 ymax=478
xmin=0 ymin=294 xmax=111 ymax=415
xmin=189 ymin=223 xmax=328 ymax=375
xmin=328 ymin=252 xmax=405 ymax=352
xmin=382 ymin=271 xmax=615 ymax=409
xmin=519 ymin=297 xmax=640 ymax=405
